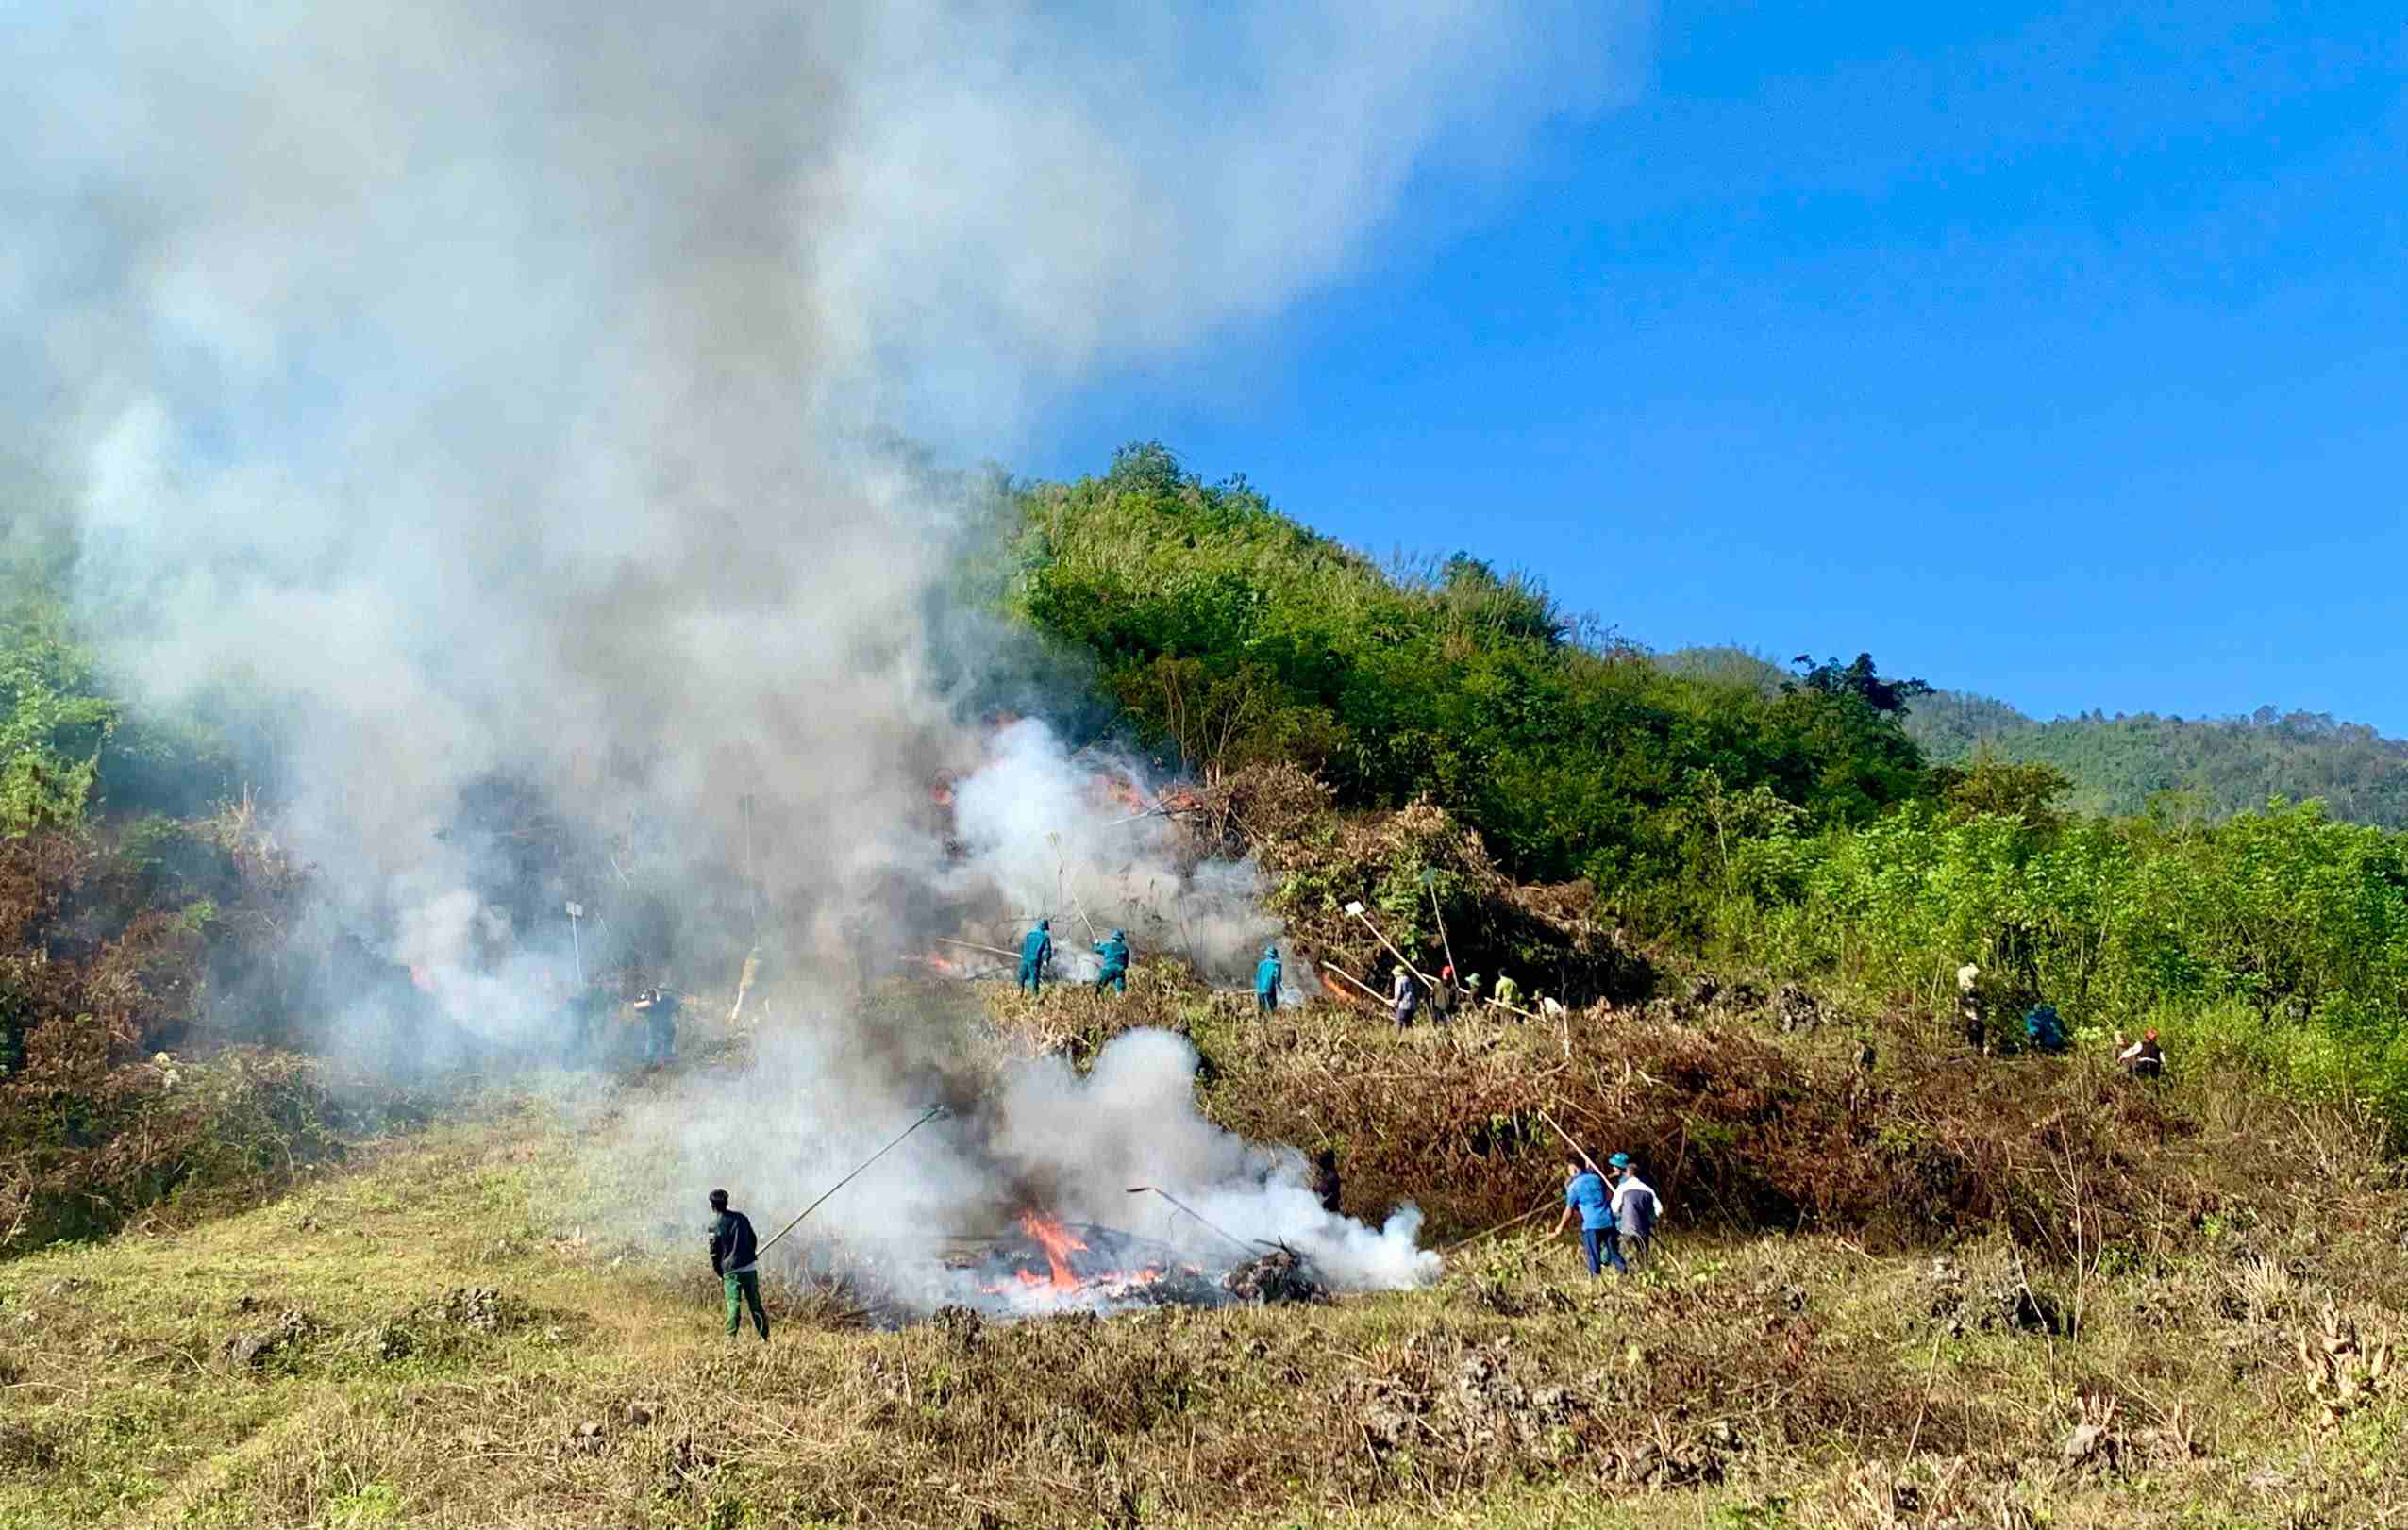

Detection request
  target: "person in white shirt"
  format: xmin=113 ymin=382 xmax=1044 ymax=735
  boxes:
xmin=1607 ymin=1153 xmax=1661 ymax=1272
xmin=2115 ymin=1028 xmax=2165 ymax=1078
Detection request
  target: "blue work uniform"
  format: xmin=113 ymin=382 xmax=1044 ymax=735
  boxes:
xmin=1565 ymin=1170 xmax=1617 ymax=1276
xmin=1018 ymin=923 xmax=1053 ymax=997
xmin=1094 ymin=933 xmax=1130 ymax=993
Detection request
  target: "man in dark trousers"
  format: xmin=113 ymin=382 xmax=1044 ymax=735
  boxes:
xmin=636 ymin=984 xmax=679 ymax=1065
xmin=1255 ymin=946 xmax=1283 ymax=1013
xmin=708 ymin=1189 xmax=769 ymax=1341
xmin=1018 ymin=919 xmax=1053 ymax=998
xmin=1552 ymin=1152 xmax=1617 ymax=1276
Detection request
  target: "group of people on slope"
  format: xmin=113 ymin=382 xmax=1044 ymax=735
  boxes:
xmin=1387 ymin=963 xmax=1562 ymax=1028
xmin=1959 ymin=963 xmax=2166 ymax=1076
xmin=1014 ymin=918 xmax=1289 ymax=1011
xmin=1552 ymin=1151 xmax=1662 ymax=1279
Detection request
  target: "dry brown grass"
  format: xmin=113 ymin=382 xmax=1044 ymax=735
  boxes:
xmin=7 ymin=997 xmax=2405 ymax=1530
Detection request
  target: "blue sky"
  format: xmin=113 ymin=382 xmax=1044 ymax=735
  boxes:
xmin=1027 ymin=3 xmax=2408 ymax=734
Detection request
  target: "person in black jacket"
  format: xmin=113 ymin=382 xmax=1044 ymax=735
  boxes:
xmin=708 ymin=1189 xmax=769 ymax=1340
xmin=637 ymin=985 xmax=679 ymax=1066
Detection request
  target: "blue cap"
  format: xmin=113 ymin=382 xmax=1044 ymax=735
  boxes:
xmin=1608 ymin=1153 xmax=1632 ymax=1169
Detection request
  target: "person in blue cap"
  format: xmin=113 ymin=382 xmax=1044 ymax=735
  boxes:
xmin=1255 ymin=946 xmax=1283 ymax=1013
xmin=1609 ymin=1152 xmax=1661 ymax=1272
xmin=1551 ymin=1152 xmax=1617 ymax=1276
xmin=1018 ymin=919 xmax=1053 ymax=998
xmin=1093 ymin=929 xmax=1130 ymax=994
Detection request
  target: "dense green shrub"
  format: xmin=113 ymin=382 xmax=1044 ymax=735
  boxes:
xmin=1005 ymin=443 xmax=1933 ymax=890
xmin=1712 ymin=796 xmax=2408 ymax=1129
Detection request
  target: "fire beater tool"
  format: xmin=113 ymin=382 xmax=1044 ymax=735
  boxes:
xmin=1126 ymin=1186 xmax=1257 ymax=1257
xmin=1048 ymin=832 xmax=1102 ymax=942
xmin=1440 ymin=1198 xmax=1556 ymax=1254
xmin=756 ymin=1105 xmax=952 ymax=1261
xmin=1342 ymin=901 xmax=1431 ymax=989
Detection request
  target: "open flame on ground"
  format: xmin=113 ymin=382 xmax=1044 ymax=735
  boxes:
xmin=757 ymin=1212 xmax=1336 ymax=1328
xmin=971 ymin=1214 xmax=1212 ymax=1311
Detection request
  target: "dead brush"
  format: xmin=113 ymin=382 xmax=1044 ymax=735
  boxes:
xmin=2299 ymin=1300 xmax=2393 ymax=1427
xmin=1826 ymin=1455 xmax=1979 ymax=1528
xmin=2224 ymin=1253 xmax=2303 ymax=1323
xmin=2060 ymin=1391 xmax=2121 ymax=1474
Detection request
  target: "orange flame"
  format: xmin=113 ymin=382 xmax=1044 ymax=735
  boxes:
xmin=1018 ymin=1214 xmax=1091 ymax=1290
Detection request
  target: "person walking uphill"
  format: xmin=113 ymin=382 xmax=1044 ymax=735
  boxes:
xmin=1552 ymin=1153 xmax=1618 ymax=1276
xmin=1093 ymin=929 xmax=1130 ymax=994
xmin=708 ymin=1189 xmax=769 ymax=1341
xmin=1609 ymin=1153 xmax=1661 ymax=1272
xmin=1018 ymin=919 xmax=1053 ymax=998
xmin=1391 ymin=965 xmax=1421 ymax=1028
xmin=1255 ymin=946 xmax=1283 ymax=1014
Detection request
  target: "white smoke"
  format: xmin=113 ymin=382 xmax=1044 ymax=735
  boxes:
xmin=944 ymin=718 xmax=1306 ymax=991
xmin=598 ymin=1024 xmax=1435 ymax=1312
xmin=5 ymin=0 xmax=1643 ymax=1300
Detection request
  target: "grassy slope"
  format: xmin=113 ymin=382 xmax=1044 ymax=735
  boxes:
xmin=7 ymin=991 xmax=2407 ymax=1530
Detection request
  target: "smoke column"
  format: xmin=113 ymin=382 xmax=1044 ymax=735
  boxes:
xmin=4 ymin=0 xmax=1644 ymax=1298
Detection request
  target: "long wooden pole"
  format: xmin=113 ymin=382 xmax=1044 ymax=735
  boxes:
xmin=1440 ymin=1198 xmax=1553 ymax=1254
xmin=756 ymin=1106 xmax=948 ymax=1262
xmin=1425 ymin=876 xmax=1458 ymax=978
xmin=1347 ymin=906 xmax=1432 ymax=989
xmin=1317 ymin=959 xmax=1388 ymax=1007
xmin=935 ymin=936 xmax=1021 ymax=961
xmin=1536 ymin=1106 xmax=1604 ymax=1179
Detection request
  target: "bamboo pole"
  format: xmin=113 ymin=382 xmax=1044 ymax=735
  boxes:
xmin=1345 ymin=903 xmax=1431 ymax=989
xmin=757 ymin=1106 xmax=949 ymax=1262
xmin=1423 ymin=872 xmax=1458 ymax=978
xmin=1536 ymin=1106 xmax=1604 ymax=1179
xmin=1317 ymin=959 xmax=1389 ymax=1007
xmin=935 ymin=936 xmax=1022 ymax=962
xmin=1440 ymin=1199 xmax=1553 ymax=1254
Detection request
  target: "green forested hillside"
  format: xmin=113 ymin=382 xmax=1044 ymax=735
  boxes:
xmin=1661 ymin=644 xmax=2408 ymax=831
xmin=1905 ymin=691 xmax=2408 ymax=828
xmin=1005 ymin=445 xmax=1931 ymax=893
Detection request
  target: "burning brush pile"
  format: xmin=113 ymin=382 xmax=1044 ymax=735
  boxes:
xmin=945 ymin=1213 xmax=1330 ymax=1317
xmin=599 ymin=1000 xmax=1436 ymax=1330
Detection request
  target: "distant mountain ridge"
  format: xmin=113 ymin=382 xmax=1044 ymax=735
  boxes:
xmin=1656 ymin=646 xmax=2408 ymax=830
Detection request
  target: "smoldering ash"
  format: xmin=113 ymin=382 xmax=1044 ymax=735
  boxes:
xmin=8 ymin=0 xmax=1630 ymax=1305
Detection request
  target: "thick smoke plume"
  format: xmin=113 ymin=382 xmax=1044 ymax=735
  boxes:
xmin=5 ymin=1 xmax=1635 ymax=1302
